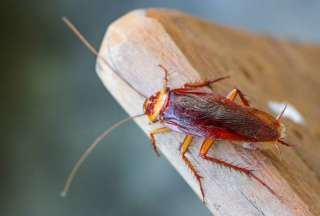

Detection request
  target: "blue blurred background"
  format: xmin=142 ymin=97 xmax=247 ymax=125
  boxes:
xmin=3 ymin=1 xmax=320 ymax=216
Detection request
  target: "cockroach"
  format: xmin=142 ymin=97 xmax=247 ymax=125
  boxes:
xmin=61 ymin=17 xmax=290 ymax=202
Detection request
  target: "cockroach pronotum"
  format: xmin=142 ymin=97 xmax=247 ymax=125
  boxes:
xmin=61 ymin=17 xmax=291 ymax=202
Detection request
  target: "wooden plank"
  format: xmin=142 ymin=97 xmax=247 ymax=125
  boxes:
xmin=96 ymin=9 xmax=320 ymax=216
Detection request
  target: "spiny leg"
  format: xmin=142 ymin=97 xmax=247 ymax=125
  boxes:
xmin=226 ymin=88 xmax=250 ymax=106
xmin=183 ymin=76 xmax=230 ymax=89
xmin=150 ymin=127 xmax=171 ymax=157
xmin=199 ymin=138 xmax=277 ymax=196
xmin=180 ymin=135 xmax=205 ymax=202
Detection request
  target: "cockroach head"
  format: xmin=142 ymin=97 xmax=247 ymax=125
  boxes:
xmin=143 ymin=88 xmax=169 ymax=122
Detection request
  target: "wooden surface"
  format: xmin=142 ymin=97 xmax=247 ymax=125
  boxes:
xmin=96 ymin=9 xmax=320 ymax=216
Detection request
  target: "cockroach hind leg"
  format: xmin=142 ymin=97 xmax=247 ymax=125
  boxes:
xmin=149 ymin=127 xmax=171 ymax=157
xmin=199 ymin=139 xmax=277 ymax=198
xmin=180 ymin=135 xmax=206 ymax=203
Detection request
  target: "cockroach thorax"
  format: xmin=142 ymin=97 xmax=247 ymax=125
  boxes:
xmin=144 ymin=88 xmax=169 ymax=122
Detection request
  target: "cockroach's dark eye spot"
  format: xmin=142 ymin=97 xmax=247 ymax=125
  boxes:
xmin=293 ymin=129 xmax=303 ymax=141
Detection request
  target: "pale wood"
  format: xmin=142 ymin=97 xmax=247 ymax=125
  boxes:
xmin=96 ymin=9 xmax=320 ymax=216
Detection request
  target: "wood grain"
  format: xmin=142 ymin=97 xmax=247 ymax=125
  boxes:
xmin=96 ymin=9 xmax=320 ymax=216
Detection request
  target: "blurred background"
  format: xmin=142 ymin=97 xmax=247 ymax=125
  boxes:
xmin=2 ymin=1 xmax=320 ymax=216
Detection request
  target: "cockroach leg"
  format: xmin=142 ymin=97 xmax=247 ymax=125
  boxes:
xmin=180 ymin=135 xmax=194 ymax=155
xmin=158 ymin=64 xmax=169 ymax=89
xmin=226 ymin=88 xmax=250 ymax=106
xmin=183 ymin=76 xmax=230 ymax=89
xmin=199 ymin=139 xmax=277 ymax=197
xmin=180 ymin=135 xmax=205 ymax=202
xmin=199 ymin=138 xmax=216 ymax=155
xmin=150 ymin=127 xmax=171 ymax=157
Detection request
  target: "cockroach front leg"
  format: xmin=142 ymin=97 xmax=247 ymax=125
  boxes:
xmin=180 ymin=135 xmax=205 ymax=202
xmin=226 ymin=88 xmax=250 ymax=106
xmin=183 ymin=76 xmax=230 ymax=89
xmin=199 ymin=138 xmax=277 ymax=196
xmin=149 ymin=127 xmax=171 ymax=157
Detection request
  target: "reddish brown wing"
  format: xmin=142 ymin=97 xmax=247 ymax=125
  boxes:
xmin=160 ymin=90 xmax=279 ymax=142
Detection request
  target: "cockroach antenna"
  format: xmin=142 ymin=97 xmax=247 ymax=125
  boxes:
xmin=62 ymin=17 xmax=291 ymax=202
xmin=276 ymin=104 xmax=287 ymax=121
xmin=61 ymin=113 xmax=145 ymax=197
xmin=61 ymin=17 xmax=148 ymax=196
xmin=62 ymin=17 xmax=147 ymax=98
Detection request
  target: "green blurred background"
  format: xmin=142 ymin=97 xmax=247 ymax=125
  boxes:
xmin=3 ymin=1 xmax=320 ymax=216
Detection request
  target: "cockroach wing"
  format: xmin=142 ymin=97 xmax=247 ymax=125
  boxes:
xmin=161 ymin=91 xmax=280 ymax=142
